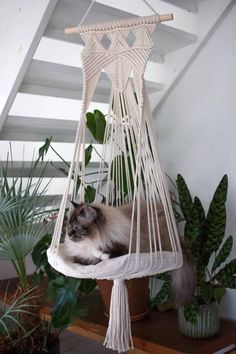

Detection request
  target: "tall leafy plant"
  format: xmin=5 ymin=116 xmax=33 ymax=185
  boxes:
xmin=151 ymin=174 xmax=236 ymax=322
xmin=177 ymin=174 xmax=236 ymax=323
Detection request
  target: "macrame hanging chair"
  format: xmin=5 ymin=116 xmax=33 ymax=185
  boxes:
xmin=47 ymin=2 xmax=183 ymax=352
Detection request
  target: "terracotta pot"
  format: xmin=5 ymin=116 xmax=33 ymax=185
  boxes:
xmin=96 ymin=277 xmax=149 ymax=322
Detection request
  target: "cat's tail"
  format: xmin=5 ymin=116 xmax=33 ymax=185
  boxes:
xmin=171 ymin=241 xmax=196 ymax=306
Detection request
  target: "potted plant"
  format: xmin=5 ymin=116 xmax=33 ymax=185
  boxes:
xmin=0 ymin=158 xmax=61 ymax=353
xmin=156 ymin=174 xmax=236 ymax=338
xmin=32 ymin=232 xmax=97 ymax=330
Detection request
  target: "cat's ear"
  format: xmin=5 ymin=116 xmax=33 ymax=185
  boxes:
xmin=81 ymin=205 xmax=97 ymax=223
xmin=71 ymin=201 xmax=79 ymax=208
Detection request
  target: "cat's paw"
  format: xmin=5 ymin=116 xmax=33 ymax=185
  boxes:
xmin=101 ymin=253 xmax=110 ymax=261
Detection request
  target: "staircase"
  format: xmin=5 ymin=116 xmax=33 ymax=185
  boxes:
xmin=0 ymin=0 xmax=233 ymax=202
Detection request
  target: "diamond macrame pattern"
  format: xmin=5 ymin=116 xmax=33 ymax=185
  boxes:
xmin=81 ymin=25 xmax=155 ymax=91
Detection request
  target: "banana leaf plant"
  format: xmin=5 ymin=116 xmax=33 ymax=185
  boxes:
xmin=154 ymin=174 xmax=236 ymax=324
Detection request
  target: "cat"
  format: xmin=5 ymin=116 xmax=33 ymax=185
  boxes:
xmin=64 ymin=201 xmax=169 ymax=264
xmin=63 ymin=201 xmax=195 ymax=305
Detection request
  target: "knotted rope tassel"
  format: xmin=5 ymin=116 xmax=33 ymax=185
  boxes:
xmin=104 ymin=278 xmax=133 ymax=353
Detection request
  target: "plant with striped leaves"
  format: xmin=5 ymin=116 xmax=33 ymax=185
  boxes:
xmin=176 ymin=174 xmax=235 ymax=323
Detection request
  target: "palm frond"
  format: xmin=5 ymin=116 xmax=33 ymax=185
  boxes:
xmin=0 ymin=286 xmax=38 ymax=338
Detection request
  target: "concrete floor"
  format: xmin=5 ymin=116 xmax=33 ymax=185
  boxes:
xmin=60 ymin=330 xmax=125 ymax=354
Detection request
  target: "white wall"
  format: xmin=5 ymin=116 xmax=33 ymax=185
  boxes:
xmin=156 ymin=5 xmax=236 ymax=319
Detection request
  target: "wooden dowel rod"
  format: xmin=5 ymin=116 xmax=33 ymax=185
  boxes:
xmin=159 ymin=14 xmax=173 ymax=22
xmin=65 ymin=27 xmax=79 ymax=34
xmin=64 ymin=13 xmax=173 ymax=34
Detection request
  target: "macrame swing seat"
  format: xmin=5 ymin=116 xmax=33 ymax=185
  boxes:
xmin=47 ymin=9 xmax=183 ymax=353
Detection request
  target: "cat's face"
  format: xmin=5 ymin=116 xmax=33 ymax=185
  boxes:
xmin=67 ymin=202 xmax=105 ymax=242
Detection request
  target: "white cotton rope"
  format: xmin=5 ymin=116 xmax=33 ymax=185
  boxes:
xmin=78 ymin=0 xmax=96 ymax=27
xmin=142 ymin=0 xmax=158 ymax=15
xmin=47 ymin=12 xmax=182 ymax=353
xmin=104 ymin=279 xmax=133 ymax=353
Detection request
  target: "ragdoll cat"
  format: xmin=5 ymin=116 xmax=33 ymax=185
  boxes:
xmin=65 ymin=201 xmax=170 ymax=264
xmin=63 ymin=201 xmax=196 ymax=305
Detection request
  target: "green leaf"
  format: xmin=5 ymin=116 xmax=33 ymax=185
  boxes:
xmin=84 ymin=185 xmax=96 ymax=203
xmin=32 ymin=233 xmax=51 ymax=268
xmin=44 ymin=263 xmax=58 ymax=281
xmin=176 ymin=174 xmax=193 ymax=221
xmin=86 ymin=110 xmax=106 ymax=144
xmin=216 ymin=275 xmax=236 ymax=288
xmin=184 ymin=301 xmax=199 ymax=324
xmin=50 ymin=161 xmax=69 ymax=177
xmin=38 ymin=137 xmax=52 ymax=161
xmin=0 ymin=287 xmax=38 ymax=337
xmin=204 ymin=175 xmax=228 ymax=262
xmin=86 ymin=112 xmax=96 ymax=139
xmin=32 ymin=271 xmax=42 ymax=286
xmin=94 ymin=109 xmax=106 ymax=144
xmin=212 ymin=236 xmax=233 ymax=273
xmin=49 ymin=277 xmax=81 ymax=329
xmin=153 ymin=273 xmax=173 ymax=307
xmin=214 ymin=287 xmax=226 ymax=303
xmin=75 ymin=176 xmax=81 ymax=197
xmin=79 ymin=279 xmax=96 ymax=294
xmin=199 ymin=283 xmax=214 ymax=304
xmin=184 ymin=203 xmax=201 ymax=242
xmin=85 ymin=144 xmax=93 ymax=166
xmin=215 ymin=259 xmax=236 ymax=288
xmin=51 ymin=288 xmax=77 ymax=329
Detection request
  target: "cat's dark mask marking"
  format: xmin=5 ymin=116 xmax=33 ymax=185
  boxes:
xmin=70 ymin=201 xmax=106 ymax=226
xmin=68 ymin=202 xmax=106 ymax=242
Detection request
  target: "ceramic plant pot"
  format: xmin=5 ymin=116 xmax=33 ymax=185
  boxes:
xmin=97 ymin=277 xmax=149 ymax=322
xmin=178 ymin=302 xmax=219 ymax=338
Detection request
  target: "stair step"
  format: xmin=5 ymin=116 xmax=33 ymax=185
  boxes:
xmin=163 ymin=0 xmax=207 ymax=12
xmin=10 ymin=93 xmax=108 ymax=121
xmin=0 ymin=161 xmax=100 ymax=178
xmin=45 ymin=0 xmax=197 ymax=63
xmin=0 ymin=116 xmax=94 ymax=143
xmin=19 ymin=60 xmax=163 ymax=102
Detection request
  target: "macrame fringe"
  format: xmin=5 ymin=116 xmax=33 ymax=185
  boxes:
xmin=104 ymin=279 xmax=133 ymax=353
